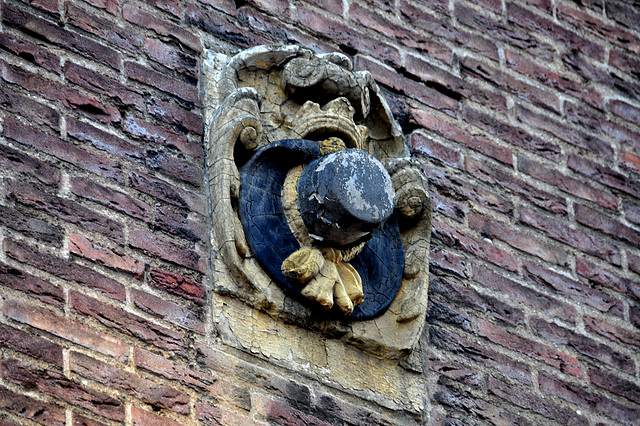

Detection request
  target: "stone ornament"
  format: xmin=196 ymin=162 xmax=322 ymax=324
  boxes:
xmin=203 ymin=45 xmax=431 ymax=358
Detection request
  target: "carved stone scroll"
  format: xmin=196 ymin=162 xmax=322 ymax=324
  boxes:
xmin=203 ymin=45 xmax=431 ymax=359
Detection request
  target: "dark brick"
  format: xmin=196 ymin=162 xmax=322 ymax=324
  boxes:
xmin=411 ymin=133 xmax=463 ymax=168
xmin=125 ymin=61 xmax=199 ymax=106
xmin=71 ymin=351 xmax=190 ymax=414
xmin=0 ymin=204 xmax=63 ymax=246
xmin=129 ymin=170 xmax=205 ymax=215
xmin=0 ymin=323 xmax=63 ymax=366
xmin=123 ymin=4 xmax=201 ymax=52
xmin=148 ymin=97 xmax=204 ymax=135
xmin=575 ymin=203 xmax=640 ymax=246
xmin=197 ymin=402 xmax=260 ymax=426
xmin=5 ymin=239 xmax=126 ymax=301
xmin=66 ymin=4 xmax=142 ymax=53
xmin=78 ymin=0 xmax=118 ymax=14
xmin=66 ymin=117 xmax=145 ymax=164
xmin=255 ymin=394 xmax=332 ymax=426
xmin=469 ymin=212 xmax=568 ymax=266
xmin=530 ymin=317 xmax=635 ymax=374
xmin=576 ymin=258 xmax=640 ymax=302
xmin=0 ymin=260 xmax=64 ymax=307
xmin=70 ymin=233 xmax=144 ymax=278
xmin=2 ymin=5 xmax=120 ymax=69
xmin=70 ymin=291 xmax=187 ymax=355
xmin=625 ymin=202 xmax=640 ymax=226
xmin=463 ymin=106 xmax=562 ymax=162
xmin=584 ymin=315 xmax=640 ymax=351
xmin=304 ymin=0 xmax=343 ymax=14
xmin=8 ymin=180 xmax=125 ymax=244
xmin=132 ymin=289 xmax=204 ymax=334
xmin=430 ymin=247 xmax=468 ymax=278
xmin=72 ymin=413 xmax=108 ymax=426
xmin=147 ymin=150 xmax=203 ymax=186
xmin=523 ymin=261 xmax=623 ymax=317
xmin=465 ymin=158 xmax=568 ymax=215
xmin=428 ymin=327 xmax=532 ymax=384
xmin=429 ymin=359 xmax=480 ymax=389
xmin=430 ymin=192 xmax=465 ymax=223
xmin=155 ymin=206 xmax=206 ymax=243
xmin=3 ymin=299 xmax=129 ymax=362
xmin=427 ymin=300 xmax=473 ymax=332
xmin=0 ymin=86 xmax=60 ymax=130
xmin=606 ymin=0 xmax=640 ymax=31
xmin=135 ymin=348 xmax=216 ymax=393
xmin=588 ymin=367 xmax=640 ymax=403
xmin=132 ymin=406 xmax=184 ymax=426
xmin=620 ymin=150 xmax=640 ymax=175
xmin=187 ymin=4 xmax=270 ymax=48
xmin=473 ymin=264 xmax=577 ymax=323
xmin=518 ymin=155 xmax=617 ymax=209
xmin=123 ymin=115 xmax=202 ymax=158
xmin=539 ymin=372 xmax=640 ymax=425
xmin=0 ymin=143 xmax=60 ymax=186
xmin=20 ymin=0 xmax=60 ymax=16
xmin=568 ymin=153 xmax=640 ymax=198
xmin=70 ymin=176 xmax=150 ymax=221
xmin=519 ymin=206 xmax=621 ymax=265
xmin=0 ymin=386 xmax=66 ymax=426
xmin=630 ymin=252 xmax=640 ymax=276
xmin=610 ymin=99 xmax=640 ymax=124
xmin=631 ymin=304 xmax=640 ymax=329
xmin=130 ymin=227 xmax=206 ymax=273
xmin=150 ymin=269 xmax=205 ymax=305
xmin=1 ymin=357 xmax=124 ymax=421
xmin=143 ymin=38 xmax=198 ymax=78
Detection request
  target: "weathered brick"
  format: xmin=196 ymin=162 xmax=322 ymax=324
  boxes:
xmin=304 ymin=0 xmax=342 ymax=14
xmin=568 ymin=153 xmax=640 ymax=198
xmin=135 ymin=348 xmax=215 ymax=393
xmin=472 ymin=264 xmax=577 ymax=323
xmin=78 ymin=0 xmax=118 ymax=14
xmin=186 ymin=4 xmax=270 ymax=48
xmin=410 ymin=109 xmax=512 ymax=165
xmin=71 ymin=291 xmax=186 ymax=355
xmin=0 ymin=386 xmax=66 ymax=426
xmin=69 ymin=176 xmax=150 ymax=221
xmin=1 ymin=357 xmax=125 ymax=421
xmin=197 ymin=402 xmax=260 ymax=426
xmin=576 ymin=258 xmax=640 ymax=302
xmin=125 ymin=61 xmax=199 ymax=106
xmin=0 ymin=261 xmax=64 ymax=307
xmin=625 ymin=201 xmax=640 ymax=226
xmin=0 ymin=204 xmax=63 ymax=246
xmin=430 ymin=192 xmax=465 ymax=223
xmin=2 ymin=5 xmax=120 ymax=69
xmin=588 ymin=367 xmax=640 ymax=403
xmin=523 ymin=261 xmax=623 ymax=317
xmin=428 ymin=327 xmax=532 ymax=384
xmin=66 ymin=4 xmax=142 ymax=53
xmin=427 ymin=300 xmax=473 ymax=332
xmin=150 ymin=268 xmax=205 ymax=305
xmin=71 ymin=351 xmax=190 ymax=414
xmin=610 ymin=99 xmax=640 ymax=125
xmin=147 ymin=150 xmax=203 ymax=186
xmin=429 ymin=358 xmax=480 ymax=389
xmin=155 ymin=206 xmax=206 ymax=243
xmin=72 ymin=412 xmax=108 ymax=426
xmin=478 ymin=319 xmax=583 ymax=376
xmin=469 ymin=212 xmax=568 ymax=266
xmin=519 ymin=206 xmax=621 ymax=265
xmin=0 ymin=143 xmax=60 ymax=186
xmin=411 ymin=133 xmax=463 ymax=168
xmin=129 ymin=170 xmax=205 ymax=215
xmin=630 ymin=252 xmax=640 ymax=276
xmin=530 ymin=317 xmax=635 ymax=374
xmin=430 ymin=247 xmax=468 ymax=278
xmin=620 ymin=149 xmax=640 ymax=175
xmin=575 ymin=203 xmax=640 ymax=247
xmin=606 ymin=0 xmax=640 ymax=31
xmin=8 ymin=180 xmax=125 ymax=244
xmin=0 ymin=86 xmax=60 ymax=130
xmin=5 ymin=118 xmax=124 ymax=182
xmin=130 ymin=227 xmax=206 ymax=273
xmin=432 ymin=220 xmax=518 ymax=272
xmin=66 ymin=117 xmax=145 ymax=164
xmin=255 ymin=394 xmax=332 ymax=426
xmin=132 ymin=289 xmax=204 ymax=334
xmin=148 ymin=97 xmax=204 ymax=135
xmin=143 ymin=38 xmax=198 ymax=78
xmin=539 ymin=372 xmax=640 ymax=424
xmin=70 ymin=233 xmax=144 ymax=278
xmin=463 ymin=106 xmax=561 ymax=162
xmin=123 ymin=115 xmax=202 ymax=158
xmin=0 ymin=323 xmax=63 ymax=366
xmin=486 ymin=375 xmax=588 ymax=425
xmin=584 ymin=315 xmax=640 ymax=351
xmin=631 ymin=304 xmax=640 ymax=329
xmin=4 ymin=299 xmax=129 ymax=361
xmin=131 ymin=406 xmax=183 ymax=426
xmin=123 ymin=4 xmax=201 ymax=52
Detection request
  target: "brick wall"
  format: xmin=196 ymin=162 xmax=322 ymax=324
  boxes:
xmin=0 ymin=0 xmax=638 ymax=424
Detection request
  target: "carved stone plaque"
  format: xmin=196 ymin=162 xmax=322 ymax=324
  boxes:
xmin=203 ymin=45 xmax=431 ymax=360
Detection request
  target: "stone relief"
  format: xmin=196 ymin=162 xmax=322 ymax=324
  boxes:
xmin=203 ymin=45 xmax=431 ymax=358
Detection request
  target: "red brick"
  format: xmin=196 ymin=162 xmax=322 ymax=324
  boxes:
xmin=575 ymin=203 xmax=640 ymax=246
xmin=245 ymin=0 xmax=291 ymax=17
xmin=255 ymin=394 xmax=332 ymax=426
xmin=5 ymin=118 xmax=124 ymax=182
xmin=0 ymin=386 xmax=66 ymax=425
xmin=131 ymin=406 xmax=183 ymax=426
xmin=531 ymin=317 xmax=635 ymax=374
xmin=428 ymin=300 xmax=473 ymax=332
xmin=150 ymin=268 xmax=205 ymax=305
xmin=349 ymin=4 xmax=452 ymax=64
xmin=621 ymin=150 xmax=640 ymax=175
xmin=631 ymin=252 xmax=640 ymax=276
xmin=356 ymin=56 xmax=459 ymax=117
xmin=430 ymin=192 xmax=465 ymax=223
xmin=0 ymin=203 xmax=63 ymax=246
xmin=400 ymin=1 xmax=499 ymax=60
xmin=473 ymin=264 xmax=577 ymax=323
xmin=568 ymin=153 xmax=640 ymax=198
xmin=70 ymin=233 xmax=144 ymax=278
xmin=135 ymin=348 xmax=215 ymax=393
xmin=143 ymin=38 xmax=198 ymax=78
xmin=197 ymin=402 xmax=260 ymax=426
xmin=304 ymin=0 xmax=342 ymax=14
xmin=430 ymin=359 xmax=480 ymax=389
xmin=0 ymin=323 xmax=63 ymax=366
xmin=539 ymin=372 xmax=640 ymax=424
xmin=130 ymin=227 xmax=206 ymax=273
xmin=606 ymin=0 xmax=640 ymax=31
xmin=155 ymin=206 xmax=206 ymax=243
xmin=3 ymin=299 xmax=129 ymax=362
xmin=129 ymin=170 xmax=205 ymax=215
xmin=1 ymin=61 xmax=120 ymax=122
xmin=463 ymin=106 xmax=561 ymax=162
xmin=186 ymin=4 xmax=270 ymax=48
xmin=0 ymin=86 xmax=60 ymax=131
xmin=132 ymin=289 xmax=204 ymax=334
xmin=124 ymin=115 xmax=202 ymax=158
xmin=148 ymin=97 xmax=204 ymax=135
xmin=518 ymin=155 xmax=618 ymax=209
xmin=78 ymin=0 xmax=118 ymax=14
xmin=611 ymin=99 xmax=640 ymax=124
xmin=478 ymin=319 xmax=583 ymax=376
xmin=507 ymin=2 xmax=605 ymax=60
xmin=1 ymin=357 xmax=124 ymax=421
xmin=430 ymin=247 xmax=468 ymax=278
xmin=71 ymin=351 xmax=190 ymax=414
xmin=0 ymin=260 xmax=64 ymax=307
xmin=64 ymin=62 xmax=145 ymax=111
xmin=625 ymin=201 xmax=640 ymax=226
xmin=0 ymin=32 xmax=60 ymax=73
xmin=411 ymin=133 xmax=463 ymax=168
xmin=70 ymin=176 xmax=150 ymax=221
xmin=123 ymin=4 xmax=201 ymax=52
xmin=576 ymin=258 xmax=640 ymax=302
xmin=66 ymin=117 xmax=145 ymax=164
xmin=584 ymin=315 xmax=640 ymax=351
xmin=456 ymin=3 xmax=555 ymax=61
xmin=72 ymin=413 xmax=108 ymax=426
xmin=2 ymin=5 xmax=120 ymax=69
xmin=66 ymin=4 xmax=142 ymax=53
xmin=432 ymin=220 xmax=518 ymax=272
xmin=469 ymin=212 xmax=568 ymax=265
xmin=125 ymin=61 xmax=199 ymax=106
xmin=70 ymin=291 xmax=187 ymax=355
xmin=22 ymin=0 xmax=60 ymax=16
xmin=147 ymin=0 xmax=181 ymax=16
xmin=0 ymin=143 xmax=60 ymax=186
xmin=588 ymin=367 xmax=640 ymax=403
xmin=486 ymin=375 xmax=587 ymax=424
xmin=524 ymin=261 xmax=623 ymax=317
xmin=8 ymin=180 xmax=125 ymax=244
xmin=519 ymin=206 xmax=621 ymax=266
xmin=465 ymin=157 xmax=567 ymax=215
xmin=147 ymin=150 xmax=203 ymax=186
